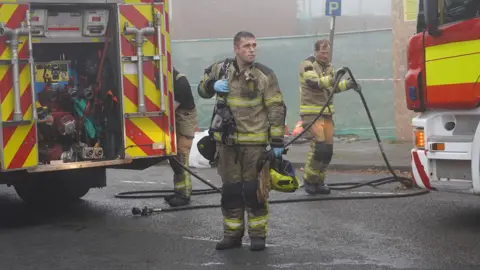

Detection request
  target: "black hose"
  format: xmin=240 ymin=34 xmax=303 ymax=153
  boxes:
xmin=115 ymin=67 xmax=429 ymax=215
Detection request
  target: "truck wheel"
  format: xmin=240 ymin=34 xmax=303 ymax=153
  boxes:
xmin=13 ymin=167 xmax=105 ymax=205
xmin=13 ymin=178 xmax=91 ymax=205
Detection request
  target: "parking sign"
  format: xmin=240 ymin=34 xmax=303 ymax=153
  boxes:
xmin=325 ymin=0 xmax=342 ymax=16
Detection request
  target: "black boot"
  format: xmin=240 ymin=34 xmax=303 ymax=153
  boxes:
xmin=164 ymin=194 xmax=191 ymax=207
xmin=316 ymin=183 xmax=331 ymax=194
xmin=250 ymin=237 xmax=266 ymax=251
xmin=215 ymin=237 xmax=242 ymax=250
xmin=304 ymin=180 xmax=331 ymax=195
xmin=304 ymin=181 xmax=318 ymax=195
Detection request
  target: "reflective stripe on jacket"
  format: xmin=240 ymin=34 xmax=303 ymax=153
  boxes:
xmin=298 ymin=56 xmax=352 ymax=116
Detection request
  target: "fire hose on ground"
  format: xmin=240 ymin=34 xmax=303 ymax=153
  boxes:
xmin=114 ymin=67 xmax=430 ymax=216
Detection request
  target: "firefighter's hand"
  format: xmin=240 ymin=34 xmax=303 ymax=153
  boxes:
xmin=348 ymin=78 xmax=361 ymax=93
xmin=214 ymin=80 xmax=230 ymax=93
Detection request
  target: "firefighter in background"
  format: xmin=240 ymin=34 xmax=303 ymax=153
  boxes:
xmin=164 ymin=67 xmax=198 ymax=207
xmin=299 ymin=39 xmax=354 ymax=195
xmin=198 ymin=31 xmax=286 ymax=251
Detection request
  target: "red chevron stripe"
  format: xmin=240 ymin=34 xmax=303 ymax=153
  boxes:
xmin=17 ymin=38 xmax=29 ymax=59
xmin=150 ymin=114 xmax=168 ymax=132
xmin=119 ymin=5 xmax=156 ymax=46
xmin=19 ymin=83 xmax=32 ymax=115
xmin=123 ymin=76 xmax=160 ymax=111
xmin=120 ymin=34 xmax=134 ymax=57
xmin=0 ymin=65 xmax=13 ymax=102
xmin=0 ymin=5 xmax=28 ymax=58
xmin=2 ymin=126 xmax=15 ymax=148
xmin=124 ymin=118 xmax=165 ymax=156
xmin=7 ymin=124 xmax=36 ymax=169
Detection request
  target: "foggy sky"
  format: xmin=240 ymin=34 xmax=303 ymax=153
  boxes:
xmin=297 ymin=0 xmax=392 ymax=18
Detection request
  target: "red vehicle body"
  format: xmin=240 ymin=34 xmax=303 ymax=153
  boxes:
xmin=406 ymin=0 xmax=480 ymax=195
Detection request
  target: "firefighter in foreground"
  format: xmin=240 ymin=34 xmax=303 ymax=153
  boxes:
xmin=198 ymin=31 xmax=286 ymax=251
xmin=299 ymin=39 xmax=354 ymax=195
xmin=164 ymin=67 xmax=198 ymax=207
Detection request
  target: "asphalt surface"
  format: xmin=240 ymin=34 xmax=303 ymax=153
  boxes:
xmin=1 ymin=166 xmax=480 ymax=269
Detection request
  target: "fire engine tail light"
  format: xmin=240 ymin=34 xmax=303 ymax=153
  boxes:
xmin=414 ymin=128 xmax=425 ymax=149
xmin=430 ymin=143 xmax=445 ymax=151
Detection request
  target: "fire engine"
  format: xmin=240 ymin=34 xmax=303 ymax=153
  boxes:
xmin=406 ymin=0 xmax=480 ymax=194
xmin=0 ymin=0 xmax=176 ymax=204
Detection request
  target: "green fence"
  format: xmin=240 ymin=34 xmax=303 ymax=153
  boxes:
xmin=171 ymin=29 xmax=395 ymax=139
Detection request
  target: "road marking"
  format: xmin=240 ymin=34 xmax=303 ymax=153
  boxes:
xmin=182 ymin=236 xmax=281 ymax=247
xmin=122 ymin=181 xmax=157 ymax=184
xmin=347 ymin=191 xmax=403 ymax=195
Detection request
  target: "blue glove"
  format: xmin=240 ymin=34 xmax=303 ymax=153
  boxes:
xmin=272 ymin=147 xmax=284 ymax=157
xmin=214 ymin=80 xmax=230 ymax=93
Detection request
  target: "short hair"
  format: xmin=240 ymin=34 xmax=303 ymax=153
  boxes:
xmin=314 ymin=39 xmax=330 ymax=51
xmin=233 ymin=31 xmax=255 ymax=46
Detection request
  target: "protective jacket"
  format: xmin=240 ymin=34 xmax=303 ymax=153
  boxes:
xmin=299 ymin=56 xmax=353 ymax=116
xmin=198 ymin=58 xmax=286 ymax=147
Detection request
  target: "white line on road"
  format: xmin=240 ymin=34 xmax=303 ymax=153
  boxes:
xmin=122 ymin=181 xmax=157 ymax=184
xmin=182 ymin=236 xmax=282 ymax=247
xmin=347 ymin=191 xmax=403 ymax=195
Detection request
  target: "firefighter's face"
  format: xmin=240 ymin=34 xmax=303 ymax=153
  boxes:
xmin=235 ymin=37 xmax=256 ymax=64
xmin=315 ymin=48 xmax=330 ymax=63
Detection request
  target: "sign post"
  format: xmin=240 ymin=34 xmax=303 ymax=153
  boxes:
xmin=325 ymin=0 xmax=341 ymax=62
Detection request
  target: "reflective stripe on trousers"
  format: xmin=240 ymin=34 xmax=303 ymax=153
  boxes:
xmin=300 ymin=104 xmax=334 ymax=114
xmin=213 ymin=132 xmax=269 ymax=144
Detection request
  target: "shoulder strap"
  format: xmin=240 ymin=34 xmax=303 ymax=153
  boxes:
xmin=218 ymin=58 xmax=233 ymax=79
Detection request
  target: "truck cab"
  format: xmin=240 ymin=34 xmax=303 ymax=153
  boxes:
xmin=406 ymin=0 xmax=480 ymax=194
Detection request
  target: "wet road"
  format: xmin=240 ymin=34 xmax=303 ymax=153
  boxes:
xmin=1 ymin=166 xmax=480 ymax=269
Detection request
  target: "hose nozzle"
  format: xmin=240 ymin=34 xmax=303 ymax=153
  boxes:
xmin=132 ymin=206 xmax=155 ymax=216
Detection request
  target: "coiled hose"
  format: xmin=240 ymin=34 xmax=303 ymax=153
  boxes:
xmin=115 ymin=67 xmax=429 ymax=216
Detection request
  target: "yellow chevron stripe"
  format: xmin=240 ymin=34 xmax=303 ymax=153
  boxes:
xmin=125 ymin=135 xmax=147 ymax=157
xmin=24 ymin=138 xmax=38 ymax=168
xmin=119 ymin=4 xmax=157 ymax=57
xmin=0 ymin=5 xmax=27 ymax=60
xmin=162 ymin=2 xmax=173 ymax=155
xmin=163 ymin=0 xmax=172 ymax=95
xmin=123 ymin=92 xmax=138 ymax=112
xmin=130 ymin=117 xmax=165 ymax=144
xmin=0 ymin=4 xmax=20 ymax=60
xmin=0 ymin=64 xmax=31 ymax=121
xmin=3 ymin=105 xmax=32 ymax=168
xmin=119 ymin=2 xmax=174 ymax=157
xmin=124 ymin=73 xmax=160 ymax=108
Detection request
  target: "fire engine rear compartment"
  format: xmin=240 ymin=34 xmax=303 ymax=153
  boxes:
xmin=30 ymin=3 xmax=123 ymax=167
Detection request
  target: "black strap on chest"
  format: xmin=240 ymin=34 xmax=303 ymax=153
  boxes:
xmin=208 ymin=59 xmax=237 ymax=145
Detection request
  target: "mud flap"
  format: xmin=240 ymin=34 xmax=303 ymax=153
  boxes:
xmin=0 ymin=3 xmax=39 ymax=171
xmin=117 ymin=1 xmax=176 ymax=159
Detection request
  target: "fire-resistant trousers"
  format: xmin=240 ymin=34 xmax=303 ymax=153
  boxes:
xmin=302 ymin=115 xmax=334 ymax=185
xmin=169 ymin=108 xmax=198 ymax=197
xmin=216 ymin=143 xmax=269 ymax=239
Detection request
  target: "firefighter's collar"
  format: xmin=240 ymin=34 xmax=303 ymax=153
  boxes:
xmin=233 ymin=58 xmax=255 ymax=76
xmin=314 ymin=58 xmax=330 ymax=67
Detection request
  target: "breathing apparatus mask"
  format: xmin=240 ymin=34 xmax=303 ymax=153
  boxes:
xmin=197 ymin=59 xmax=237 ymax=163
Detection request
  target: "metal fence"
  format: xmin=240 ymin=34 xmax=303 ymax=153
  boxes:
xmin=171 ymin=28 xmax=396 ymax=139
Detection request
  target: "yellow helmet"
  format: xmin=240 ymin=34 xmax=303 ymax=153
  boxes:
xmin=269 ymin=157 xmax=300 ymax=193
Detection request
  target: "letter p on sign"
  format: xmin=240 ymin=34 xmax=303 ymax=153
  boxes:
xmin=325 ymin=0 xmax=342 ymax=16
